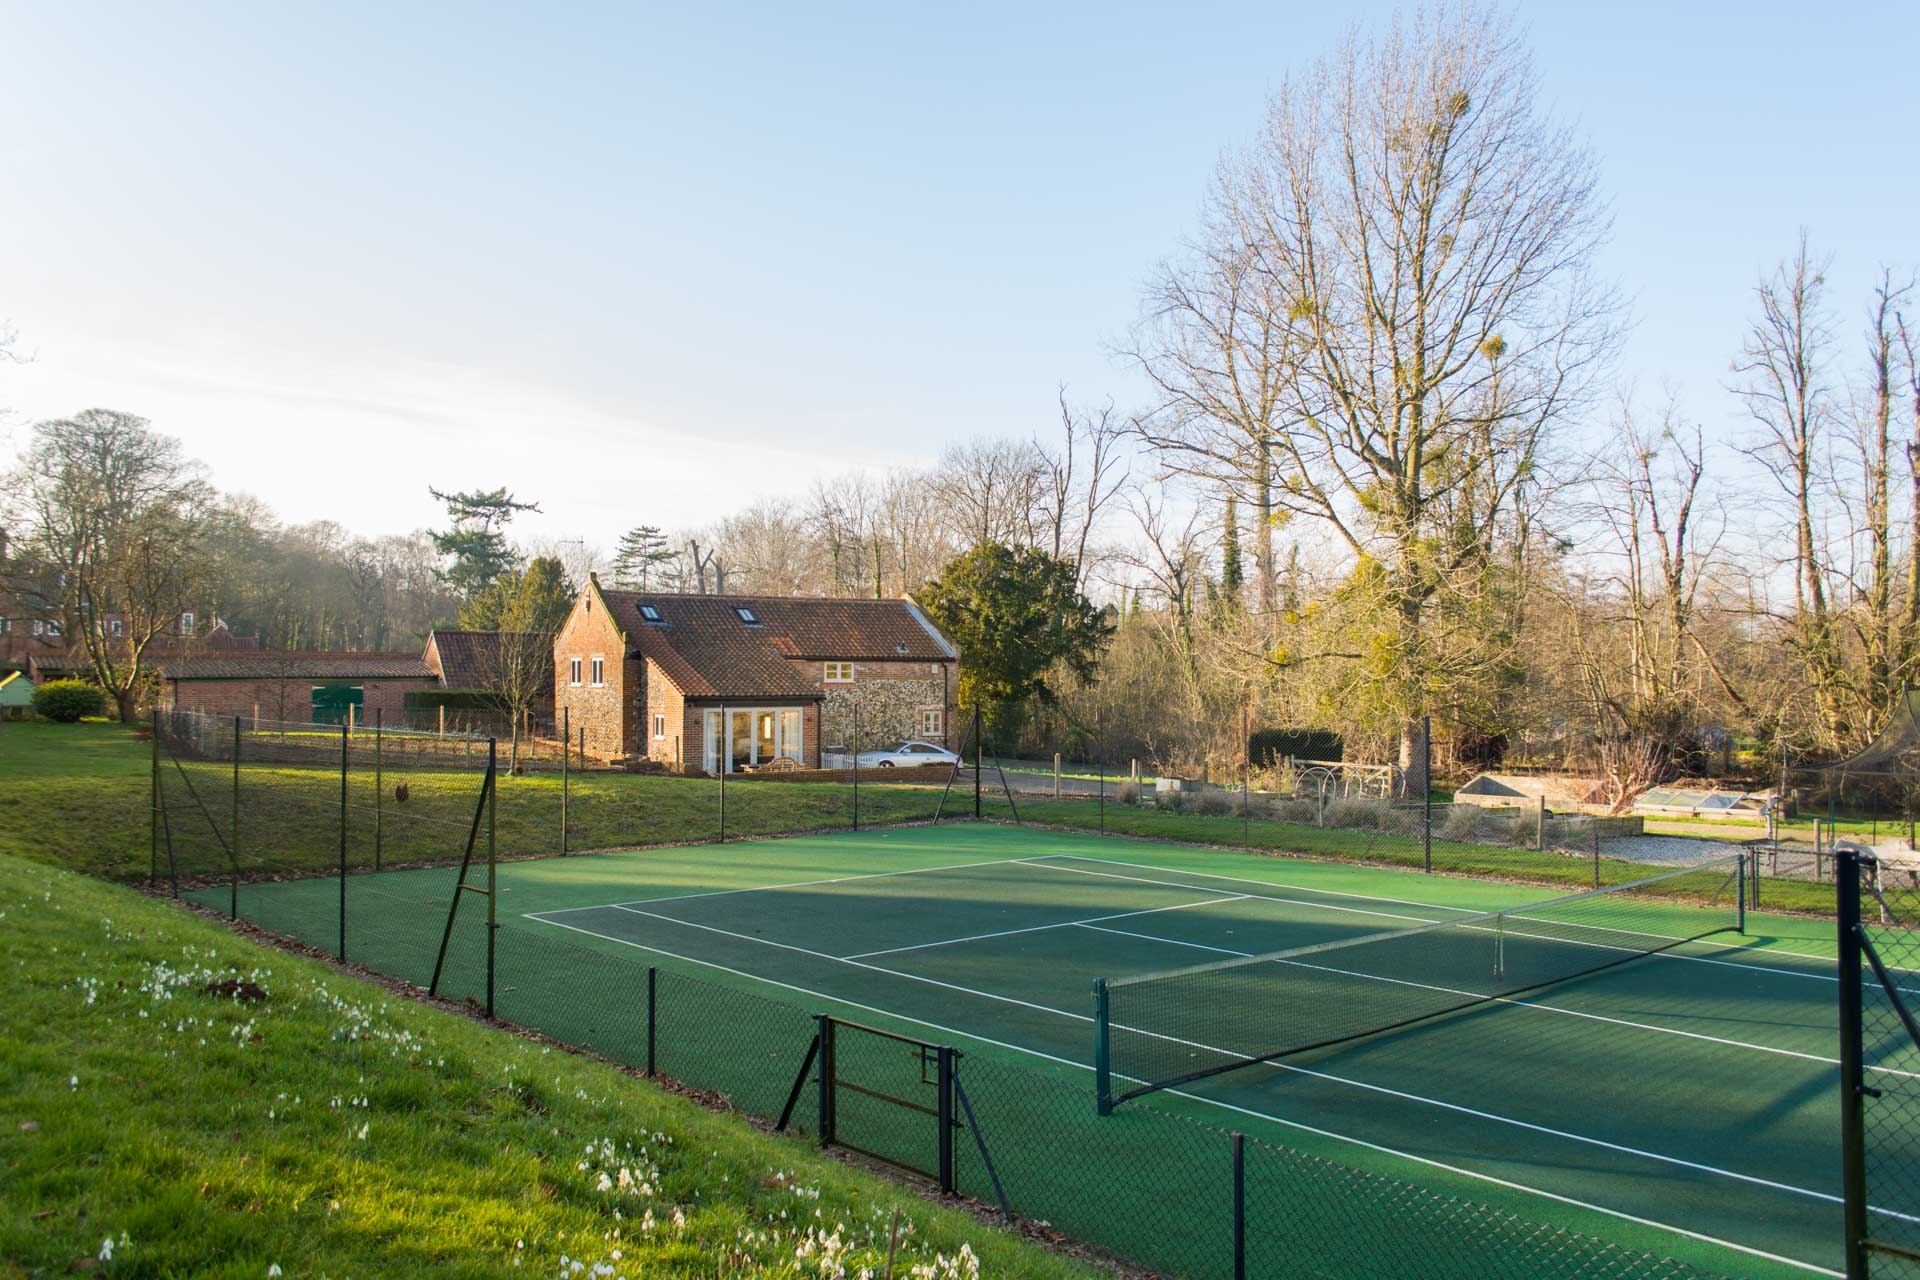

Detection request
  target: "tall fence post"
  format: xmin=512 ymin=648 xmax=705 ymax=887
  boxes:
xmin=851 ymin=699 xmax=860 ymax=833
xmin=719 ymin=752 xmax=727 ymax=842
xmin=1422 ymin=715 xmax=1433 ymax=873
xmin=1242 ymin=705 xmax=1251 ymax=847
xmin=645 ymin=965 xmax=657 ymax=1076
xmin=231 ymin=715 xmax=241 ymax=920
xmin=374 ymin=707 xmax=384 ymax=872
xmin=1231 ymin=1132 xmax=1247 ymax=1280
xmin=1093 ymin=978 xmax=1113 ymax=1116
xmin=973 ymin=704 xmax=982 ymax=820
xmin=560 ymin=706 xmax=570 ymax=856
xmin=1097 ymin=711 xmax=1105 ymax=836
xmin=486 ymin=737 xmax=497 ymax=1019
xmin=338 ymin=722 xmax=349 ymax=960
xmin=150 ymin=706 xmax=160 ymax=885
xmin=936 ymin=1045 xmax=956 ymax=1195
xmin=815 ymin=1014 xmax=837 ymax=1146
xmin=1837 ymin=847 xmax=1869 ymax=1279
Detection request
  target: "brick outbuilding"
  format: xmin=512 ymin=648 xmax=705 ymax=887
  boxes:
xmin=553 ymin=578 xmax=958 ymax=770
xmin=153 ymin=652 xmax=439 ymax=725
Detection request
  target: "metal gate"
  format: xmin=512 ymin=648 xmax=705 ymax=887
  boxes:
xmin=1838 ymin=846 xmax=1920 ymax=1276
xmin=776 ymin=1016 xmax=1007 ymax=1212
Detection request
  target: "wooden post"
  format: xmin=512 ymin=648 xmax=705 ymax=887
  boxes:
xmin=1130 ymin=758 xmax=1139 ymax=783
xmin=1536 ymin=794 xmax=1547 ymax=851
xmin=439 ymin=704 xmax=445 ymax=737
xmin=1054 ymin=752 xmax=1062 ymax=799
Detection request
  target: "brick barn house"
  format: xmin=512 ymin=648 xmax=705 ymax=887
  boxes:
xmin=150 ymin=652 xmax=441 ymax=724
xmin=553 ymin=577 xmax=959 ymax=771
xmin=421 ymin=628 xmax=555 ymax=717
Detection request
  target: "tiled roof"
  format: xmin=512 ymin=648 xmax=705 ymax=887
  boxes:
xmin=159 ymin=652 xmax=436 ymax=680
xmin=424 ymin=630 xmax=550 ymax=689
xmin=596 ymin=588 xmax=954 ymax=701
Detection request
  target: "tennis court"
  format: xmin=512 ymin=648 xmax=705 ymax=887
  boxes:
xmin=218 ymin=821 xmax=1867 ymax=1276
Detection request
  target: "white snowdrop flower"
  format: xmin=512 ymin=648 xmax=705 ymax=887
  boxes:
xmin=69 ymin=1076 xmax=79 ymax=1090
xmin=98 ymin=1237 xmax=114 ymax=1261
xmin=355 ymin=1122 xmax=369 ymax=1140
xmin=267 ymin=1266 xmax=283 ymax=1278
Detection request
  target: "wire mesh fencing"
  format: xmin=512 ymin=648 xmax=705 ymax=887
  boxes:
xmin=1839 ymin=847 xmax=1920 ymax=1278
xmin=147 ymin=706 xmax=1748 ymax=1280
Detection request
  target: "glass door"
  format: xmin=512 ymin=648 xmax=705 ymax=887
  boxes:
xmin=703 ymin=710 xmax=723 ymax=774
xmin=729 ymin=711 xmax=753 ymax=772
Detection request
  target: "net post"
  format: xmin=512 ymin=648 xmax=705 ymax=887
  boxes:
xmin=1737 ymin=851 xmax=1748 ymax=934
xmin=560 ymin=706 xmax=570 ymax=855
xmin=851 ymin=698 xmax=860 ymax=833
xmin=231 ymin=715 xmax=241 ymax=920
xmin=936 ymin=1045 xmax=956 ymax=1195
xmin=645 ymin=965 xmax=657 ymax=1076
xmin=718 ymin=749 xmax=727 ymax=842
xmin=815 ymin=1014 xmax=837 ymax=1147
xmin=1422 ymin=715 xmax=1433 ymax=873
xmin=1093 ymin=978 xmax=1114 ymax=1116
xmin=1231 ymin=1132 xmax=1246 ymax=1280
xmin=338 ymin=721 xmax=349 ymax=960
xmin=1837 ymin=847 xmax=1869 ymax=1278
xmin=486 ymin=737 xmax=497 ymax=1019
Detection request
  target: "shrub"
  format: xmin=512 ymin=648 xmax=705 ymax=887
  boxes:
xmin=1193 ymin=789 xmax=1232 ymax=817
xmin=1325 ymin=797 xmax=1387 ymax=829
xmin=1116 ymin=780 xmax=1140 ymax=805
xmin=1440 ymin=804 xmax=1490 ymax=843
xmin=32 ymin=679 xmax=106 ymax=722
xmin=1271 ymin=798 xmax=1320 ymax=825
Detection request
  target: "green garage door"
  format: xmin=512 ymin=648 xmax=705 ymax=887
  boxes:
xmin=310 ymin=684 xmax=363 ymax=726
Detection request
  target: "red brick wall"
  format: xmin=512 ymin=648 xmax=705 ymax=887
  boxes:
xmin=161 ymin=677 xmax=434 ymax=723
xmin=642 ymin=660 xmax=689 ymax=769
xmin=553 ymin=589 xmax=637 ymax=758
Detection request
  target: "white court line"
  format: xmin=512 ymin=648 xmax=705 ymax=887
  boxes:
xmin=1037 ymin=850 xmax=1874 ymax=976
xmin=843 ymin=893 xmax=1251 ymax=960
xmin=1030 ymin=854 xmax=1881 ymax=991
xmin=1073 ymin=921 xmax=1920 ymax=1081
xmin=604 ymin=853 xmax=1034 ymax=910
xmin=526 ymin=899 xmax=1876 ymax=1221
xmin=521 ymin=909 xmax=1841 ymax=1278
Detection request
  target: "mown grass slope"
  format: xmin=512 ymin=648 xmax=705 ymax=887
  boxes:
xmin=0 ymin=849 xmax=1105 ymax=1278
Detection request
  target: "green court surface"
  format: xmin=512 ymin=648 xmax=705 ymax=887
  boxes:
xmin=206 ymin=823 xmax=1861 ymax=1278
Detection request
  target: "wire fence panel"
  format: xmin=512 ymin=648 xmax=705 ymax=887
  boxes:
xmin=148 ymin=707 xmax=1742 ymax=1280
xmin=1840 ymin=848 xmax=1920 ymax=1278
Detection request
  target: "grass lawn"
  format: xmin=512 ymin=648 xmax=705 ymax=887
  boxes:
xmin=0 ymin=719 xmax=1833 ymax=914
xmin=0 ymin=848 xmax=1104 ymax=1279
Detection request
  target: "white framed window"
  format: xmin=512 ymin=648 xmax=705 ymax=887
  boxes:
xmin=568 ymin=657 xmax=582 ymax=686
xmin=919 ymin=707 xmax=944 ymax=737
xmin=180 ymin=611 xmax=195 ymax=634
xmin=46 ymin=620 xmax=58 ymax=638
xmin=31 ymin=620 xmax=43 ymax=636
xmin=109 ymin=619 xmax=124 ymax=637
xmin=653 ymin=713 xmax=666 ymax=739
xmin=0 ymin=617 xmax=8 ymax=634
xmin=590 ymin=656 xmax=605 ymax=687
xmin=824 ymin=661 xmax=854 ymax=683
xmin=735 ymin=606 xmax=759 ymax=625
xmin=639 ymin=604 xmax=662 ymax=622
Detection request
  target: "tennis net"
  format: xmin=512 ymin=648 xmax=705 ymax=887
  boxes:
xmin=1094 ymin=854 xmax=1746 ymax=1110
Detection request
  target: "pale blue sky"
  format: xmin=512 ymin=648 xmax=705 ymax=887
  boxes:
xmin=1 ymin=2 xmax=1914 ymax=549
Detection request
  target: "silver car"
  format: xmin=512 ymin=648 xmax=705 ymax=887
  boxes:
xmin=854 ymin=740 xmax=961 ymax=769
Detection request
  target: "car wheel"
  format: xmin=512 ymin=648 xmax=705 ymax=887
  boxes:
xmin=876 ymin=760 xmax=895 ymax=768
